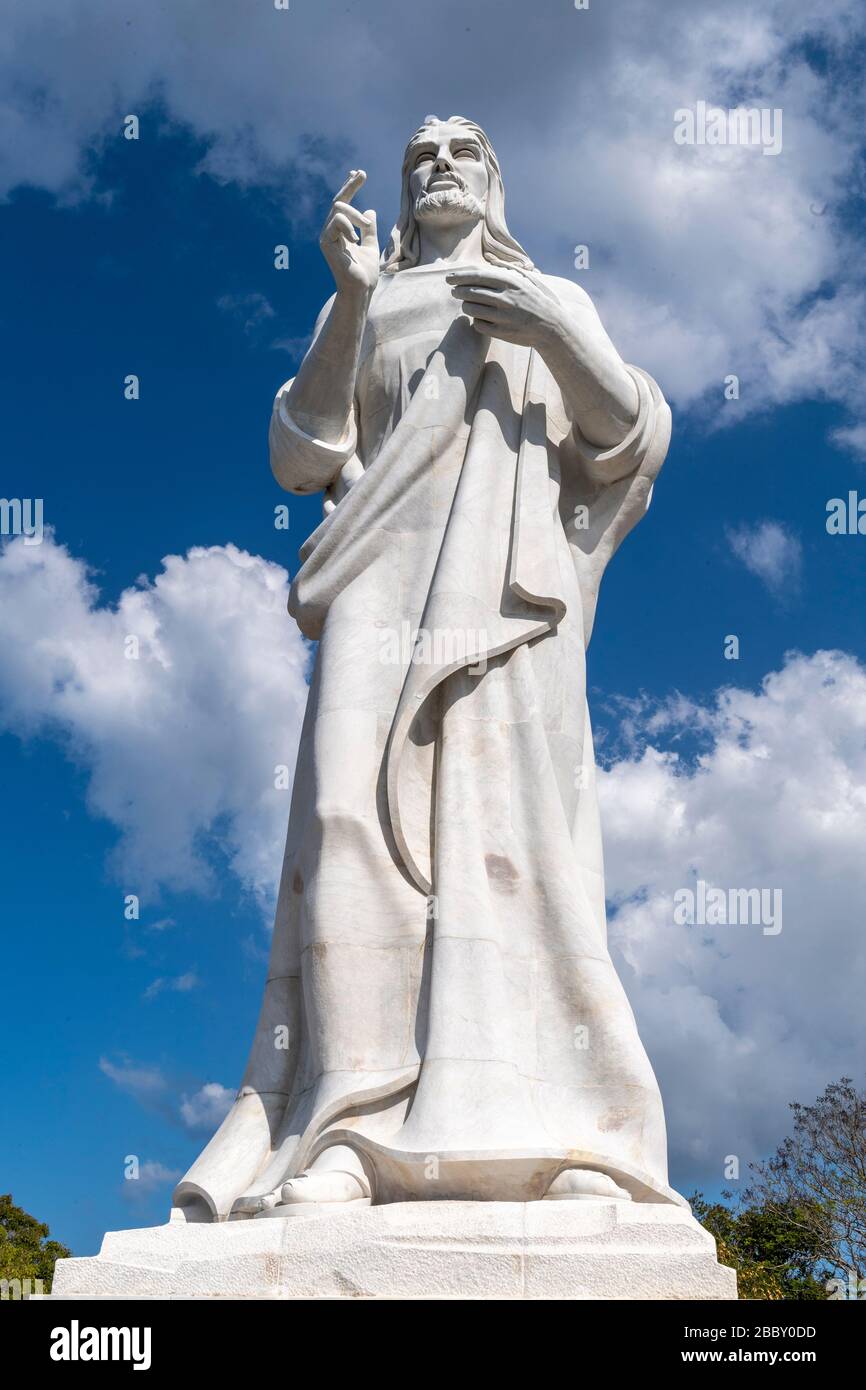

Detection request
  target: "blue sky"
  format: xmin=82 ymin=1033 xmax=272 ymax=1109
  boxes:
xmin=2 ymin=0 xmax=866 ymax=1256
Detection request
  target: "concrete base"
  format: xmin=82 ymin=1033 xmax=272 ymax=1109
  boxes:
xmin=50 ymin=1200 xmax=737 ymax=1300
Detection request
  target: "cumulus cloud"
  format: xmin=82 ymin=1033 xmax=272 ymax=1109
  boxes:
xmin=179 ymin=1082 xmax=234 ymax=1133
xmin=122 ymin=1160 xmax=182 ymax=1203
xmin=597 ymin=649 xmax=866 ymax=1186
xmin=726 ymin=520 xmax=802 ymax=595
xmin=1 ymin=0 xmax=865 ymax=435
xmin=0 ymin=533 xmax=310 ymax=908
xmin=100 ymin=1057 xmax=234 ymax=1135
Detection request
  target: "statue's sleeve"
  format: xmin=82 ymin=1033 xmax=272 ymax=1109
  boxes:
xmin=570 ymin=365 xmax=666 ymax=485
xmin=268 ymin=380 xmax=359 ymax=496
xmin=559 ymin=364 xmax=672 ymax=645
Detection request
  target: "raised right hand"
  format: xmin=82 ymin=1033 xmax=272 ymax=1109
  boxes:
xmin=319 ymin=169 xmax=379 ymax=297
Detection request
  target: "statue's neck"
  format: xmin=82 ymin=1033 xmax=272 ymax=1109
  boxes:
xmin=416 ymin=219 xmax=485 ymax=268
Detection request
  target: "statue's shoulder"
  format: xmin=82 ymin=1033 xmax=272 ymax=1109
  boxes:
xmin=537 ymin=273 xmax=595 ymax=311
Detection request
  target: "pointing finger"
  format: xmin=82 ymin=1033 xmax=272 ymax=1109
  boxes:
xmin=333 ymin=169 xmax=367 ymax=205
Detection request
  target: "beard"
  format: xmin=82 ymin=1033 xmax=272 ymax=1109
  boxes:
xmin=414 ymin=187 xmax=486 ymax=224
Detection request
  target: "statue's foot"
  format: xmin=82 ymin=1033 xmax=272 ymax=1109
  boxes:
xmin=279 ymin=1143 xmax=370 ymax=1206
xmin=544 ymin=1169 xmax=632 ymax=1201
xmin=279 ymin=1170 xmax=369 ymax=1205
xmin=232 ymin=1172 xmax=367 ymax=1215
xmin=232 ymin=1145 xmax=370 ymax=1215
xmin=231 ymin=1189 xmax=281 ymax=1216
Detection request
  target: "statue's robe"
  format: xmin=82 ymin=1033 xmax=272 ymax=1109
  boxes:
xmin=175 ymin=263 xmax=681 ymax=1218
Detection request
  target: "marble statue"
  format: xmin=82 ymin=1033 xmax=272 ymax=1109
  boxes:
xmin=175 ymin=115 xmax=678 ymax=1220
xmin=48 ymin=115 xmax=738 ymax=1300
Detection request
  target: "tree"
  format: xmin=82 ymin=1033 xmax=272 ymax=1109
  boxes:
xmin=0 ymin=1193 xmax=71 ymax=1295
xmin=690 ymin=1191 xmax=828 ymax=1299
xmin=692 ymin=1076 xmax=866 ymax=1299
xmin=745 ymin=1077 xmax=866 ymax=1291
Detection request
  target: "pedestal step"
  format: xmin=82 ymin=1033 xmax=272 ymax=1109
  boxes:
xmin=50 ymin=1199 xmax=737 ymax=1300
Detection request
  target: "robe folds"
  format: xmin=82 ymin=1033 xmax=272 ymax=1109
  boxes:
xmin=175 ymin=264 xmax=681 ymax=1219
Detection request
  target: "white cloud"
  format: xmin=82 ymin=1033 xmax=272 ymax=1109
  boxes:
xmin=100 ymin=1057 xmax=234 ymax=1135
xmin=0 ymin=533 xmax=310 ymax=908
xmin=179 ymin=1082 xmax=234 ymax=1133
xmin=143 ymin=971 xmax=200 ymax=1001
xmin=1 ymin=0 xmax=865 ymax=436
xmin=122 ymin=1160 xmax=182 ymax=1202
xmin=271 ymin=332 xmax=313 ymax=364
xmin=831 ymin=423 xmax=866 ymax=460
xmin=99 ymin=1056 xmax=167 ymax=1104
xmin=726 ymin=520 xmax=802 ymax=594
xmin=598 ymin=649 xmax=866 ymax=1184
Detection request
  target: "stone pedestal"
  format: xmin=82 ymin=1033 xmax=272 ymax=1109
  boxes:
xmin=50 ymin=1200 xmax=737 ymax=1300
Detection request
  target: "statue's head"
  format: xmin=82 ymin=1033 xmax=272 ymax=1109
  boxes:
xmin=382 ymin=115 xmax=533 ymax=273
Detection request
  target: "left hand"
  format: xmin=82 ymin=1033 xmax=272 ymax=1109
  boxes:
xmin=446 ymin=265 xmax=563 ymax=348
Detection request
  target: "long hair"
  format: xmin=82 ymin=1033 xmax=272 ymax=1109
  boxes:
xmin=381 ymin=116 xmax=534 ymax=274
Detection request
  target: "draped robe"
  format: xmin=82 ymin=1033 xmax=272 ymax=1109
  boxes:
xmin=174 ymin=263 xmax=682 ymax=1219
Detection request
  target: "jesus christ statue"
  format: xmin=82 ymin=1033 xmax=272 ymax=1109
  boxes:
xmin=174 ymin=115 xmax=682 ymax=1221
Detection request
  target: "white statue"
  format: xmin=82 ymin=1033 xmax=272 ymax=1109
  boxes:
xmin=175 ymin=115 xmax=678 ymax=1220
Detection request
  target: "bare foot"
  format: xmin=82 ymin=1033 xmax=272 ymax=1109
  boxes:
xmin=232 ymin=1145 xmax=370 ymax=1214
xmin=279 ymin=1170 xmax=369 ymax=1205
xmin=544 ymin=1169 xmax=632 ymax=1200
xmin=231 ymin=1189 xmax=281 ymax=1216
xmin=279 ymin=1143 xmax=370 ymax=1205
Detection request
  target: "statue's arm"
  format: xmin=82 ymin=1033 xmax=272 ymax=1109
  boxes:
xmin=269 ymin=291 xmax=367 ymax=495
xmin=446 ymin=266 xmax=642 ymax=454
xmin=284 ymin=288 xmax=369 ymax=445
xmin=270 ymin=168 xmax=379 ymax=495
xmin=537 ymin=279 xmax=639 ymax=451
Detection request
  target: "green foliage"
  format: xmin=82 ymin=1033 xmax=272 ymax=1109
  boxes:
xmin=691 ymin=1073 xmax=866 ymax=1301
xmin=690 ymin=1191 xmax=829 ymax=1299
xmin=0 ymin=1193 xmax=71 ymax=1295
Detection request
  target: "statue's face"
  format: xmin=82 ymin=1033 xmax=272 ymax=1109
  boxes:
xmin=408 ymin=121 xmax=489 ymax=228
